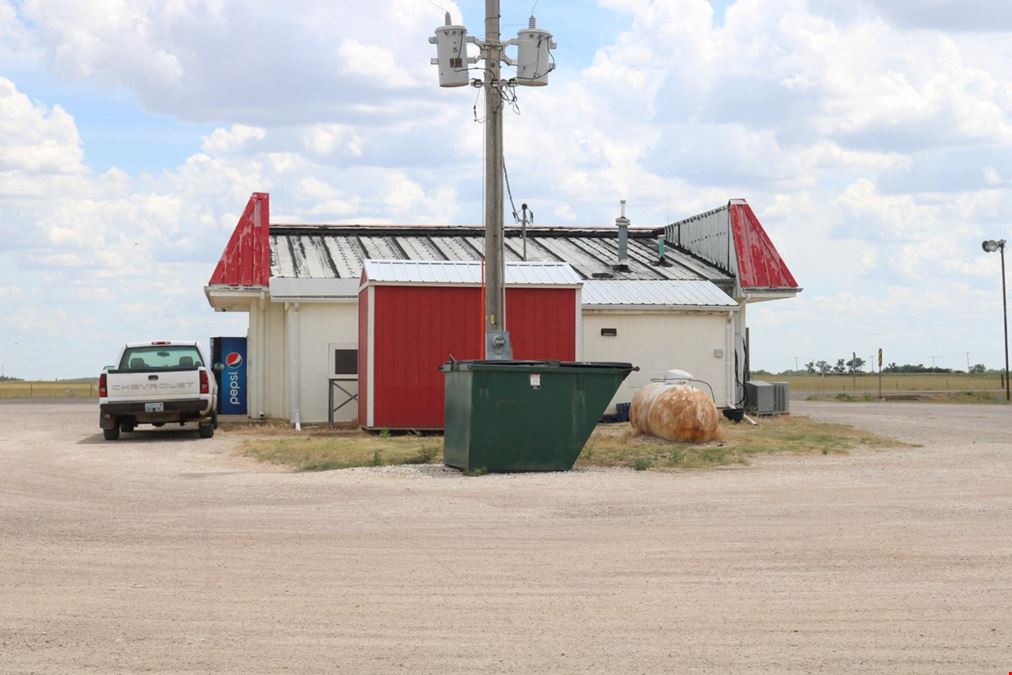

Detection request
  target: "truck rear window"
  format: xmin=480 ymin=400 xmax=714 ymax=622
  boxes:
xmin=119 ymin=346 xmax=204 ymax=370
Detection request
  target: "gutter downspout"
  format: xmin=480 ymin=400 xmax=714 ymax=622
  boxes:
xmin=292 ymin=301 xmax=302 ymax=431
xmin=258 ymin=290 xmax=266 ymax=419
xmin=726 ymin=309 xmax=736 ymax=408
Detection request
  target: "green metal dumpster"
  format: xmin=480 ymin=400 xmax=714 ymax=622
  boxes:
xmin=441 ymin=360 xmax=636 ymax=472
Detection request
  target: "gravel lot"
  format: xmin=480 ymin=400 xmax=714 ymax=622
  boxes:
xmin=1 ymin=401 xmax=1009 ymax=673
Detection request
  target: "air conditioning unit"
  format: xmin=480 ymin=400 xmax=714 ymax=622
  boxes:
xmin=771 ymin=381 xmax=790 ymax=414
xmin=746 ymin=380 xmax=790 ymax=415
xmin=746 ymin=380 xmax=774 ymax=414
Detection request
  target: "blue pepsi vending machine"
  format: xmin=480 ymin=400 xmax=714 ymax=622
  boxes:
xmin=211 ymin=336 xmax=248 ymax=415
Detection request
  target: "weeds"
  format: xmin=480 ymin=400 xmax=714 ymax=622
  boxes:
xmin=406 ymin=446 xmax=437 ymax=464
xmin=578 ymin=415 xmax=905 ymax=472
xmin=632 ymin=458 xmax=653 ymax=471
xmin=240 ymin=415 xmax=904 ymax=475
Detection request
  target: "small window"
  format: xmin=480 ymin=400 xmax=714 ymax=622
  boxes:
xmin=332 ymin=349 xmax=358 ymax=375
xmin=600 ymin=328 xmax=618 ymax=337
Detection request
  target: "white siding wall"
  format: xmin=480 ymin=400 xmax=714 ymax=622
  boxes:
xmin=247 ymin=299 xmax=739 ymax=424
xmin=295 ymin=303 xmax=359 ymax=424
xmin=583 ymin=310 xmax=734 ymax=411
xmin=248 ymin=300 xmax=288 ymax=419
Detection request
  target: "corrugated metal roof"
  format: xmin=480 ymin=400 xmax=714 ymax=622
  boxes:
xmin=582 ymin=280 xmax=737 ymax=308
xmin=362 ymin=259 xmax=582 ymax=286
xmin=727 ymin=200 xmax=799 ymax=290
xmin=269 ymin=225 xmax=733 ymax=286
xmin=208 ymin=193 xmax=271 ymax=287
xmin=664 ymin=199 xmax=799 ymax=291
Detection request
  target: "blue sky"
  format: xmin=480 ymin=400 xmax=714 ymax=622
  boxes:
xmin=1 ymin=0 xmax=1011 ymax=378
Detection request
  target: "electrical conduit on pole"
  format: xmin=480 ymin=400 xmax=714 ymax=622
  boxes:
xmin=483 ymin=0 xmax=508 ymax=358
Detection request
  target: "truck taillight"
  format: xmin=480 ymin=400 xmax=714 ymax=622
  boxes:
xmin=99 ymin=373 xmax=107 ymax=398
xmin=199 ymin=369 xmax=209 ymax=394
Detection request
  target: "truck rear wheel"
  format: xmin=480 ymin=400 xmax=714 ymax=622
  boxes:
xmin=103 ymin=426 xmax=121 ymax=441
xmin=198 ymin=423 xmax=214 ymax=439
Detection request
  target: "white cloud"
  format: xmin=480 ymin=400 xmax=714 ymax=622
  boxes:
xmin=4 ymin=1 xmax=1012 ymax=375
xmin=201 ymin=124 xmax=266 ymax=155
xmin=0 ymin=77 xmax=84 ymax=174
xmin=337 ymin=39 xmax=416 ymax=88
xmin=15 ymin=0 xmax=454 ymax=124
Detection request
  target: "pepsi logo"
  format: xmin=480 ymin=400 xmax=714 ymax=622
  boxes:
xmin=225 ymin=352 xmax=243 ymax=368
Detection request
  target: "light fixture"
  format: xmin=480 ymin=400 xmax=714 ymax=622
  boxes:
xmin=981 ymin=238 xmax=1009 ymax=401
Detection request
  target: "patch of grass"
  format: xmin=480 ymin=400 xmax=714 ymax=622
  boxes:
xmin=776 ymin=373 xmax=1003 ymax=393
xmin=578 ymin=414 xmax=907 ymax=472
xmin=834 ymin=392 xmax=877 ymax=402
xmin=807 ymin=390 xmax=1009 ymax=404
xmin=632 ymin=457 xmax=653 ymax=471
xmin=463 ymin=466 xmax=488 ymax=477
xmin=0 ymin=381 xmax=97 ymax=399
xmin=237 ymin=415 xmax=907 ymax=475
xmin=240 ymin=429 xmax=442 ymax=472
xmin=406 ymin=446 xmax=438 ymax=464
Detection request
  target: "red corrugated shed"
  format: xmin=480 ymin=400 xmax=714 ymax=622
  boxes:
xmin=506 ymin=288 xmax=577 ymax=358
xmin=728 ymin=200 xmax=798 ymax=290
xmin=358 ymin=260 xmax=580 ymax=430
xmin=208 ymin=192 xmax=270 ymax=287
xmin=366 ymin=285 xmax=483 ymax=429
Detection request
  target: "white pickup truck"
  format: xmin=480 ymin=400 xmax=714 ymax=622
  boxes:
xmin=99 ymin=341 xmax=218 ymax=441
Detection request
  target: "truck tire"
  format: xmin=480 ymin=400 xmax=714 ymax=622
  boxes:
xmin=198 ymin=423 xmax=214 ymax=439
xmin=103 ymin=426 xmax=121 ymax=441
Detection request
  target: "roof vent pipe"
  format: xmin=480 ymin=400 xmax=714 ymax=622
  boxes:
xmin=614 ymin=200 xmax=630 ymax=272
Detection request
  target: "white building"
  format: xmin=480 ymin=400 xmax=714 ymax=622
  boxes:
xmin=205 ymin=193 xmax=800 ymax=425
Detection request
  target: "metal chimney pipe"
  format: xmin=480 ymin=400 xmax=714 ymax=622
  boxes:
xmin=615 ymin=199 xmax=629 ymax=271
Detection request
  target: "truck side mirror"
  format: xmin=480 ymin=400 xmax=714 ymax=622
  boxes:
xmin=213 ymin=363 xmax=225 ymax=372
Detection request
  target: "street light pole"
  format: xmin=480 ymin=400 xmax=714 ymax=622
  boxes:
xmin=982 ymin=239 xmax=1009 ymax=401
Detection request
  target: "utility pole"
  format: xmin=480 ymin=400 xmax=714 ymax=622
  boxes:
xmin=483 ymin=0 xmax=506 ymax=352
xmin=430 ymin=3 xmax=556 ymax=360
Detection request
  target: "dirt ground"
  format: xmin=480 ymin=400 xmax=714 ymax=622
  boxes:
xmin=1 ymin=401 xmax=1009 ymax=673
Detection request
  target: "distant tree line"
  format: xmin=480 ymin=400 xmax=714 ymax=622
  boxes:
xmin=753 ymin=360 xmax=995 ymax=376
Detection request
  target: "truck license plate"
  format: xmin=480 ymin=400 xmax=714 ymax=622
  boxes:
xmin=145 ymin=402 xmax=164 ymax=413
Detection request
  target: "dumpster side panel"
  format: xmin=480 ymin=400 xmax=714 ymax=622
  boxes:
xmin=506 ymin=288 xmax=577 ymax=361
xmin=441 ymin=369 xmax=473 ymax=469
xmin=373 ymin=286 xmax=482 ymax=429
xmin=447 ymin=363 xmax=633 ymax=472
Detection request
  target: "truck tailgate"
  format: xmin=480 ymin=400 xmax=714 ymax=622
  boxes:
xmin=106 ymin=369 xmax=202 ymax=403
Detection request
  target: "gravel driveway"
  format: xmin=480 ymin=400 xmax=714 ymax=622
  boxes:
xmin=1 ymin=401 xmax=1009 ymax=673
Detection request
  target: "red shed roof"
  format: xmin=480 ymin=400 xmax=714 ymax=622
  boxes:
xmin=208 ymin=192 xmax=270 ymax=287
xmin=727 ymin=200 xmax=798 ymax=290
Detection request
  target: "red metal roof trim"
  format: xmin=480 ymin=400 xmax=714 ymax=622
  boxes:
xmin=208 ymin=192 xmax=271 ymax=287
xmin=728 ymin=201 xmax=798 ymax=290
